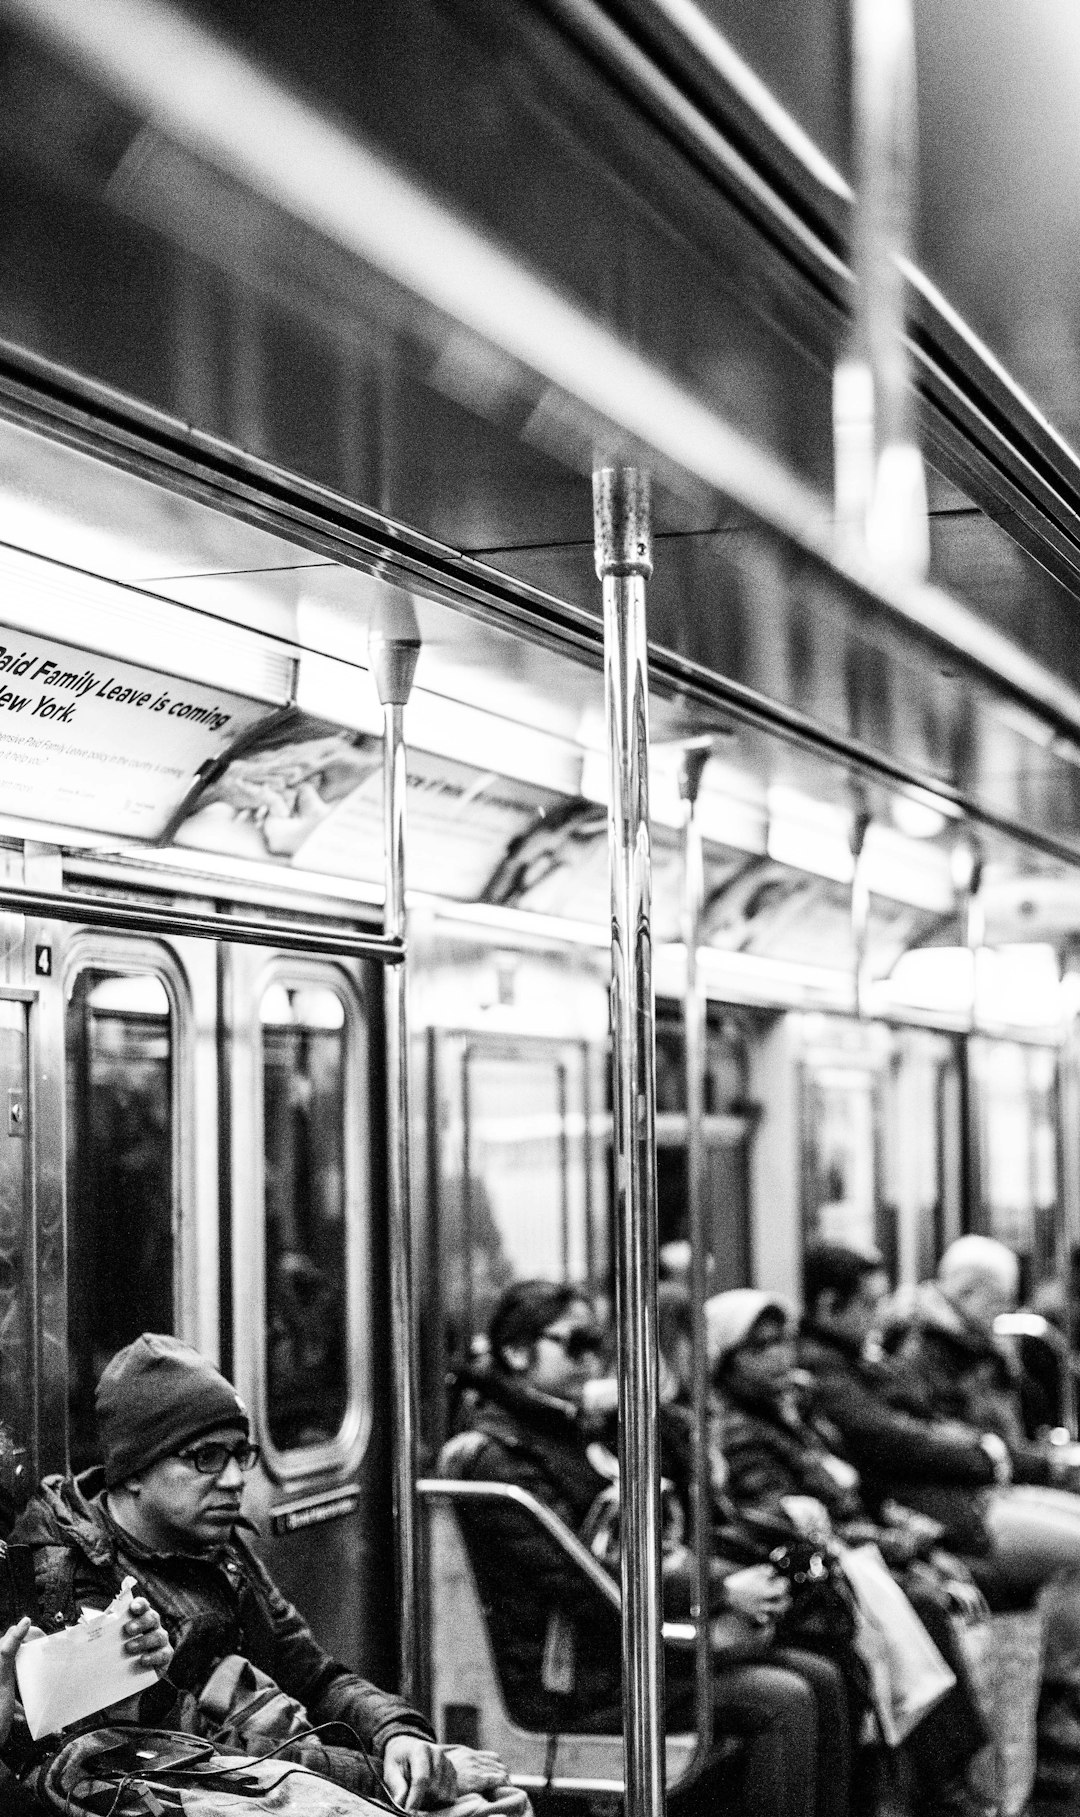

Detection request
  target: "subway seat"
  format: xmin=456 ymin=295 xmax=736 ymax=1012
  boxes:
xmin=419 ymin=1475 xmax=712 ymax=1799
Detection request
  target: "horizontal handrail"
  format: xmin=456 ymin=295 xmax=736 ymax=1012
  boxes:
xmin=417 ymin=1476 xmax=695 ymax=1645
xmin=0 ymin=880 xmax=404 ymax=961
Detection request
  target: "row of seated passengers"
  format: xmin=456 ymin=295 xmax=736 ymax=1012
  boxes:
xmin=0 ymin=1236 xmax=1073 ymax=1815
xmin=444 ymin=1235 xmax=1080 ymax=1817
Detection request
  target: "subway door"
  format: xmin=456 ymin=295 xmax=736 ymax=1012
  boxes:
xmin=226 ymin=946 xmax=385 ymax=1679
xmin=0 ymin=982 xmax=32 ymax=1510
xmin=61 ymin=932 xmax=216 ymax=1474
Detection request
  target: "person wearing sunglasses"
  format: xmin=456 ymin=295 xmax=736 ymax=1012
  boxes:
xmin=8 ymin=1333 xmax=470 ymax=1807
xmin=445 ymin=1279 xmax=844 ymax=1817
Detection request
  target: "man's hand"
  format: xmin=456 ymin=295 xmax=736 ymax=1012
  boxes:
xmin=122 ymin=1597 xmax=173 ymax=1678
xmin=444 ymin=1745 xmax=510 ymax=1794
xmin=0 ymin=1617 xmax=31 ymax=1745
xmin=382 ymin=1735 xmax=458 ymax=1810
xmin=722 ymin=1564 xmax=791 ymax=1626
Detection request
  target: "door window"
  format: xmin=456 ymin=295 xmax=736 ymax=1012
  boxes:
xmin=0 ymin=1001 xmax=30 ymax=1476
xmin=260 ymin=980 xmax=355 ymax=1459
xmin=66 ymin=969 xmax=175 ymax=1472
xmin=434 ymin=1037 xmax=603 ymax=1367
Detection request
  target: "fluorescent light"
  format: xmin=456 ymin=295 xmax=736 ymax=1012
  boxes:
xmin=767 ymin=785 xmax=854 ymax=884
xmin=890 ymin=793 xmax=950 ymax=840
xmin=882 ymin=948 xmax=974 ymax=1017
xmin=977 ymin=944 xmax=1062 ymax=1031
xmin=860 ymin=823 xmax=954 ymax=913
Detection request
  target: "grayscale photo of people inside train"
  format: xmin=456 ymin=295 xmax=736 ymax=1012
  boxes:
xmin=0 ymin=1 xmax=1077 ymax=1814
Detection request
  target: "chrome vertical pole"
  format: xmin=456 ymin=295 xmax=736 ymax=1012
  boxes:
xmin=850 ymin=807 xmax=871 ymax=1019
xmin=594 ymin=466 xmax=666 ymax=1817
xmin=370 ymin=598 xmax=422 ymax=1704
xmin=680 ymin=748 xmax=712 ymax=1769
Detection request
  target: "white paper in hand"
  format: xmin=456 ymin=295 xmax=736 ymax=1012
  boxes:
xmin=15 ymin=1576 xmax=159 ymax=1739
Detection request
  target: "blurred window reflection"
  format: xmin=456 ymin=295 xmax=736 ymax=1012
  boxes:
xmin=66 ymin=969 xmax=175 ymax=1473
xmin=261 ymin=981 xmax=348 ymax=1454
xmin=971 ymin=1038 xmax=1059 ymax=1286
xmin=434 ymin=1037 xmax=603 ymax=1369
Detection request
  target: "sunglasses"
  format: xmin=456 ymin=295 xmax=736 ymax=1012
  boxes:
xmin=541 ymin=1327 xmax=603 ymax=1362
xmin=175 ymin=1440 xmax=261 ymax=1476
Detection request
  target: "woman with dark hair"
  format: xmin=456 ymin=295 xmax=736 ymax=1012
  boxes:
xmin=707 ymin=1290 xmax=990 ymax=1817
xmin=446 ymin=1278 xmax=849 ymax=1817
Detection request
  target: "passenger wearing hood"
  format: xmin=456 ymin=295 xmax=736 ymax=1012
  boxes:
xmin=9 ymin=1333 xmax=450 ymax=1806
xmin=707 ymin=1289 xmax=990 ymax=1817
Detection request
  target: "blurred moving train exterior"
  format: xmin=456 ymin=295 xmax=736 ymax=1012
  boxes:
xmin=0 ymin=0 xmax=1077 ymax=1744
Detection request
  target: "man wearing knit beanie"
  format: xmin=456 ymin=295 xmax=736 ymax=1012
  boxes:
xmin=10 ymin=1333 xmax=485 ymax=1807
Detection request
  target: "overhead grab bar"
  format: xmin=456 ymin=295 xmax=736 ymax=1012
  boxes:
xmin=0 ymin=879 xmax=405 ymax=960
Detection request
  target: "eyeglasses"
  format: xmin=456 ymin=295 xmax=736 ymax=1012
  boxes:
xmin=540 ymin=1327 xmax=603 ymax=1362
xmin=175 ymin=1440 xmax=261 ymax=1476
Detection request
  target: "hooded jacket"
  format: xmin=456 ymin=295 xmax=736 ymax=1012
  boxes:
xmin=9 ymin=1470 xmax=434 ymax=1754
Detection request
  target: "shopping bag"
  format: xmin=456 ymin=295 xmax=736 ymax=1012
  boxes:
xmin=954 ymin=1608 xmax=1043 ymax=1817
xmin=838 ymin=1544 xmax=956 ymax=1746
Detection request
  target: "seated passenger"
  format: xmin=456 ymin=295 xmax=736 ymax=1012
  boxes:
xmin=449 ymin=1277 xmax=850 ymax=1817
xmin=9 ymin=1333 xmax=482 ymax=1806
xmin=707 ymin=1288 xmax=989 ymax=1817
xmin=798 ymin=1241 xmax=1008 ymax=1554
xmin=887 ymin=1237 xmax=1077 ymax=1476
xmin=875 ymin=1240 xmax=1080 ymax=1598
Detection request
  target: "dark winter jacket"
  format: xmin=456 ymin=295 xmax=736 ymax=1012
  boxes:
xmin=712 ymin=1383 xmax=867 ymax=1529
xmin=445 ymin=1371 xmax=626 ymax=1731
xmin=710 ymin=1379 xmax=938 ymax=1570
xmin=798 ymin=1322 xmax=999 ymax=1491
xmin=9 ymin=1470 xmax=434 ymax=1754
xmin=884 ymin=1286 xmax=1056 ymax=1488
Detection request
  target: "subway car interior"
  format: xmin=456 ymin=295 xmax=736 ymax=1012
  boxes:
xmin=0 ymin=0 xmax=1079 ymax=1812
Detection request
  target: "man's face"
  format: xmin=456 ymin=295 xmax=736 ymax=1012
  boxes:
xmin=830 ymin=1269 xmax=890 ymax=1349
xmin=952 ymin=1272 xmax=1017 ymax=1329
xmin=126 ymin=1426 xmax=251 ymax=1553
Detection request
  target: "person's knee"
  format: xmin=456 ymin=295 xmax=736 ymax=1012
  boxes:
xmin=752 ymin=1666 xmax=816 ymax=1733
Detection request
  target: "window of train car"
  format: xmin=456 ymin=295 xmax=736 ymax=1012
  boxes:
xmin=654 ymin=1010 xmax=756 ymax=1292
xmin=66 ymin=969 xmax=176 ymax=1473
xmin=259 ymin=979 xmax=360 ymax=1462
xmin=433 ymin=1036 xmax=603 ymax=1369
xmin=970 ymin=1039 xmax=1060 ymax=1291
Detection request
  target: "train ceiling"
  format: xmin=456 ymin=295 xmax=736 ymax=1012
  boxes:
xmin=0 ymin=402 xmax=1071 ymax=1042
xmin=0 ymin=0 xmax=1077 ymax=1032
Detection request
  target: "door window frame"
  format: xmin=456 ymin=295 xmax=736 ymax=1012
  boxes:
xmin=252 ymin=957 xmax=370 ymax=1486
xmin=61 ymin=935 xmax=194 ymax=1439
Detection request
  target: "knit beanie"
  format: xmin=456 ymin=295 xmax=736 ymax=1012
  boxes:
xmin=704 ymin=1289 xmax=793 ymax=1373
xmin=97 ymin=1333 xmax=249 ymax=1487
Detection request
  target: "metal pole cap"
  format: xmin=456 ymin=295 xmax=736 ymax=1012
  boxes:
xmin=368 ymin=586 xmax=421 ymax=707
xmin=593 ymin=467 xmax=653 ymax=580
